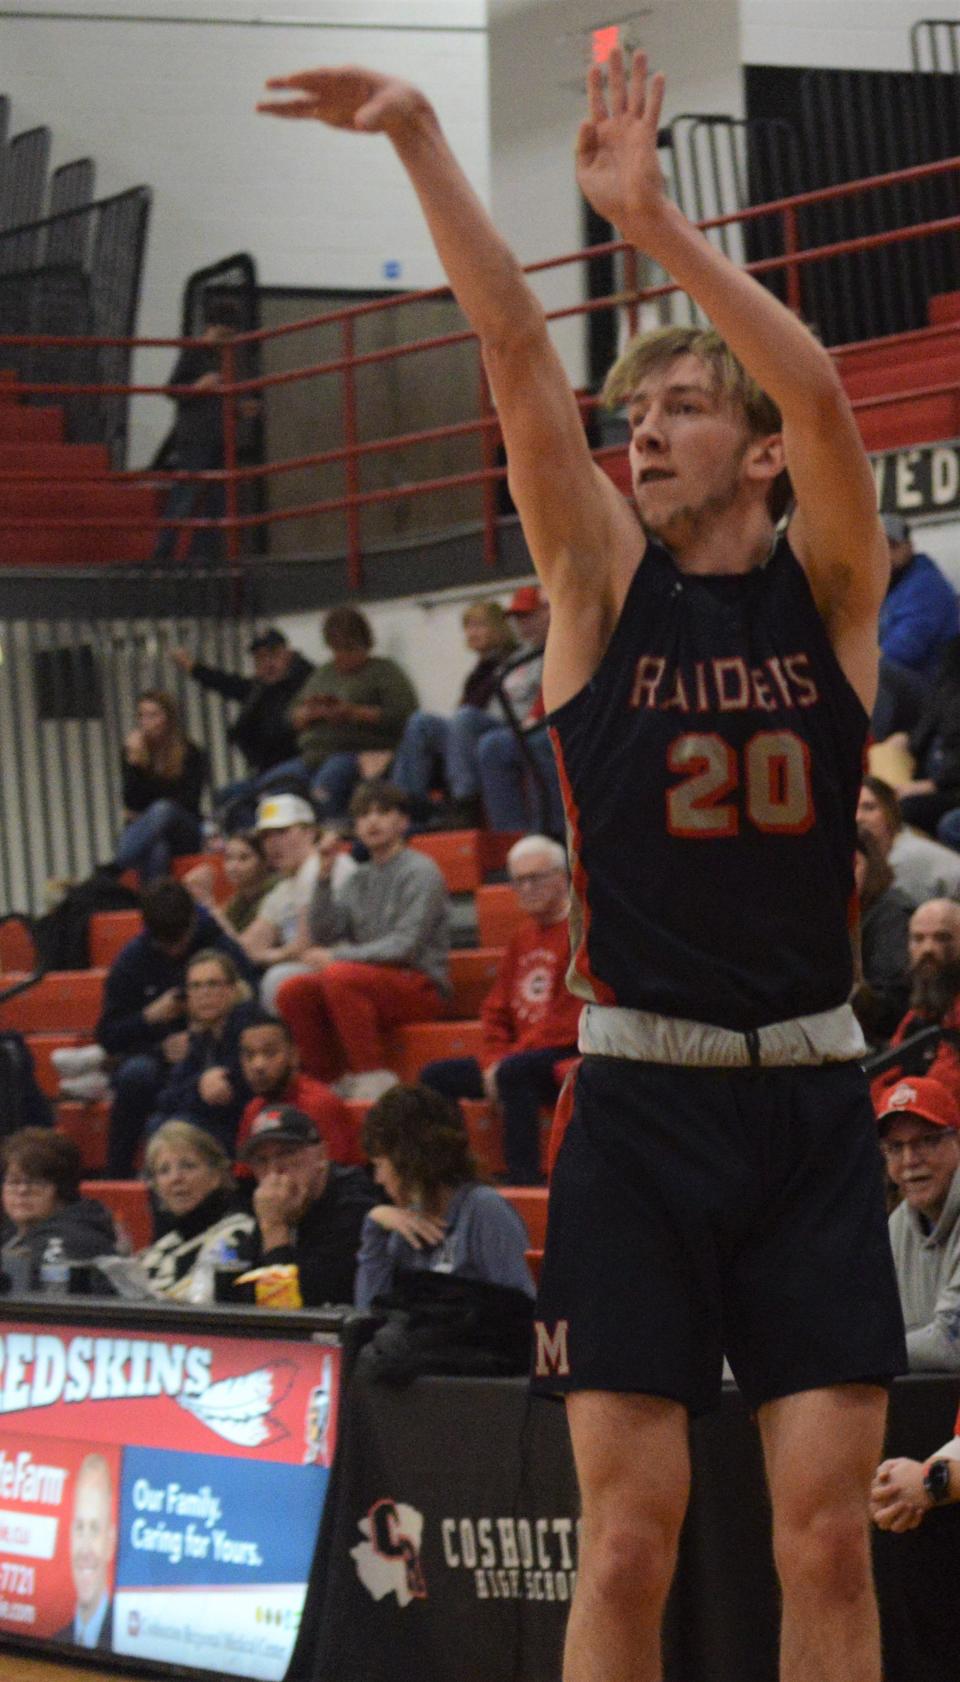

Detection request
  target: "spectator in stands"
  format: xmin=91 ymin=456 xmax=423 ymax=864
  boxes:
xmin=0 ymin=1129 xmax=116 ymax=1289
xmin=851 ymin=830 xmax=913 ymax=1047
xmin=184 ymin=830 xmax=276 ymax=937
xmin=236 ymin=1013 xmax=359 ymax=1165
xmin=475 ymin=587 xmax=564 ymax=835
xmin=390 ymin=598 xmax=517 ymax=825
xmin=876 ymin=1076 xmax=960 ymax=1371
xmin=288 ymin=606 xmax=418 ymax=818
xmin=276 ymin=782 xmax=451 ymax=1101
xmin=148 ymin=950 xmax=258 ymax=1153
xmin=139 ymin=1120 xmax=254 ymax=1301
xmin=152 ymin=305 xmax=243 ymax=565
xmin=245 ymin=801 xmax=356 ymax=1007
xmin=355 ymin=1084 xmax=534 ymax=1308
xmin=235 ymin=1104 xmax=377 ymax=1306
xmin=96 ymin=880 xmax=253 ymax=1177
xmin=171 ymin=628 xmax=314 ymax=829
xmin=871 ymin=1406 xmax=960 ymax=1530
xmin=871 ymin=899 xmax=960 ymax=1110
xmin=857 ymin=776 xmax=960 ymax=905
xmin=420 ymin=835 xmax=580 ymax=1184
xmin=111 ymin=691 xmax=206 ymax=883
xmin=874 ymin=516 xmax=959 ymax=739
xmin=881 ymin=636 xmax=960 ymax=841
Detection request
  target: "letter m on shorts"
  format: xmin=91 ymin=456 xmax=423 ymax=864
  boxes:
xmin=534 ymin=1319 xmax=570 ymax=1378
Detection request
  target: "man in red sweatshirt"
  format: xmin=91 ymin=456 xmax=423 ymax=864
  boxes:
xmin=236 ymin=1014 xmax=362 ymax=1165
xmin=420 ymin=835 xmax=581 ymax=1183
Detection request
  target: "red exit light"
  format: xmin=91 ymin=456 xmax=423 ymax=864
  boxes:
xmin=591 ymin=26 xmax=620 ymax=64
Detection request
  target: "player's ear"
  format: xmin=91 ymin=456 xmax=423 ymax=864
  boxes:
xmin=744 ymin=430 xmax=786 ymax=487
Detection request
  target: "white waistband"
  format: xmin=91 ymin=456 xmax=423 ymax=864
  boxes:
xmin=578 ymin=1001 xmax=866 ymax=1068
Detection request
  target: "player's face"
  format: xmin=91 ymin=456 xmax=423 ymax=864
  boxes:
xmin=241 ymin=1025 xmax=295 ymax=1096
xmin=881 ymin=1118 xmax=960 ymax=1220
xmin=908 ymin=904 xmax=960 ymax=974
xmin=71 ymin=1470 xmax=116 ymax=1616
xmin=626 ymin=355 xmax=758 ymax=549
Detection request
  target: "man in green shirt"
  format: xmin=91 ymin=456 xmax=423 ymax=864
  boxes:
xmin=290 ymin=606 xmax=418 ymax=816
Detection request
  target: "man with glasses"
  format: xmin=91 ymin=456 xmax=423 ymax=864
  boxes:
xmin=420 ymin=836 xmax=581 ymax=1184
xmin=877 ymin=1076 xmax=960 ymax=1371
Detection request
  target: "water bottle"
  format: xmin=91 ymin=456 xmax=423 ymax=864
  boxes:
xmin=38 ymin=1238 xmax=70 ymax=1294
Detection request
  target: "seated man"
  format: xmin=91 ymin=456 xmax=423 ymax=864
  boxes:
xmin=95 ymin=880 xmax=253 ymax=1178
xmin=148 ymin=950 xmax=258 ymax=1155
xmin=420 ymin=835 xmax=581 ymax=1183
xmin=876 ymin=1076 xmax=960 ymax=1371
xmin=276 ymin=782 xmax=451 ymax=1102
xmin=287 ymin=606 xmax=418 ymax=817
xmin=474 ymin=587 xmax=564 ymax=836
xmin=242 ymin=792 xmax=321 ymax=996
xmin=871 ymin=898 xmax=960 ymax=1108
xmin=235 ymin=1105 xmax=377 ymax=1307
xmin=857 ymin=776 xmax=960 ymax=906
xmin=236 ymin=1013 xmax=360 ymax=1165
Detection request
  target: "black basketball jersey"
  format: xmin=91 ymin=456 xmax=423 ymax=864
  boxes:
xmin=547 ymin=532 xmax=867 ymax=1031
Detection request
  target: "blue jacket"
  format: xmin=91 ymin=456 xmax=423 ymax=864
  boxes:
xmin=152 ymin=999 xmax=260 ymax=1152
xmin=96 ymin=907 xmax=255 ymax=1056
xmin=879 ymin=552 xmax=958 ymax=675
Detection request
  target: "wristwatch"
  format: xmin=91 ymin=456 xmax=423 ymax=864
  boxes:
xmin=922 ymin=1458 xmax=953 ymax=1506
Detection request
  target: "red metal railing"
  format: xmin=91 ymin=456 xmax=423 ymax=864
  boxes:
xmin=2 ymin=152 xmax=960 ymax=585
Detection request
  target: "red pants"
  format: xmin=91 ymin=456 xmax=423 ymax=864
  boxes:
xmin=276 ymin=962 xmax=448 ymax=1079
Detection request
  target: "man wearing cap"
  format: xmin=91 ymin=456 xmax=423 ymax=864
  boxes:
xmin=877 ymin=1076 xmax=960 ymax=1370
xmin=241 ymin=793 xmax=320 ymax=979
xmin=873 ymin=516 xmax=959 ymax=739
xmin=235 ymin=1105 xmax=377 ymax=1306
xmin=474 ymin=586 xmax=564 ymax=834
xmin=172 ymin=630 xmax=314 ymax=829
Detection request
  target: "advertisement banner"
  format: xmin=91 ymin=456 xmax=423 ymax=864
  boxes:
xmin=0 ymin=1319 xmax=340 ymax=1680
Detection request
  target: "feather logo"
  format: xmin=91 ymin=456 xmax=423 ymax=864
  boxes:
xmin=177 ymin=1361 xmax=296 ymax=1447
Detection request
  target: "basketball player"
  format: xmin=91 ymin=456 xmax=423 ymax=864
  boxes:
xmin=260 ymin=51 xmax=906 ymax=1682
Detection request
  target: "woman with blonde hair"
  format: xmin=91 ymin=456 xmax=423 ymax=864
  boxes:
xmin=390 ymin=597 xmax=517 ymax=824
xmin=139 ymin=1120 xmax=254 ymax=1300
xmin=113 ymin=689 xmax=208 ymax=881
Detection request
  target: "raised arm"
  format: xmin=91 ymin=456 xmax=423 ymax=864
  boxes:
xmin=258 ymin=68 xmax=637 ymax=621
xmin=575 ymin=50 xmax=887 ymax=708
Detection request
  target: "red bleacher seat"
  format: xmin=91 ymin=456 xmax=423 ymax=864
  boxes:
xmin=526 ymin=1248 xmax=543 ymax=1285
xmin=27 ymin=1033 xmax=84 ymax=1099
xmin=388 ymin=1019 xmax=485 ymax=1084
xmin=409 ymin=829 xmax=520 ymax=894
xmin=854 ymin=392 xmax=960 ymax=453
xmin=0 ymin=970 xmax=105 ymax=1034
xmin=80 ymin=1180 xmax=152 ymax=1252
xmin=0 ymin=922 xmax=37 ymax=972
xmin=474 ymin=883 xmax=524 ymax=948
xmin=89 ymin=910 xmax=143 ymax=967
xmin=171 ymin=852 xmax=231 ymax=902
xmin=448 ymin=948 xmax=502 ymax=1018
xmin=930 ymin=291 xmax=960 ymax=326
xmin=58 ymin=1101 xmax=109 ymax=1173
xmin=501 ymin=1186 xmax=548 ymax=1248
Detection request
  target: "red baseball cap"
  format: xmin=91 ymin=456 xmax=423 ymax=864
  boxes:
xmin=507 ymin=584 xmax=544 ymax=615
xmin=876 ymin=1077 xmax=960 ymax=1133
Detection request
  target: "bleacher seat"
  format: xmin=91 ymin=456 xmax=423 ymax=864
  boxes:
xmin=58 ymin=1100 xmax=108 ymax=1173
xmin=388 ymin=1019 xmax=485 ymax=1084
xmin=409 ymin=830 xmax=519 ymax=894
xmin=80 ymin=1179 xmax=152 ymax=1251
xmin=171 ymin=852 xmax=230 ymax=902
xmin=89 ymin=909 xmax=143 ymax=967
xmin=501 ymin=1186 xmax=548 ymax=1248
xmin=0 ymin=969 xmax=105 ymax=1034
xmin=448 ymin=948 xmax=502 ymax=1018
xmin=474 ymin=884 xmax=524 ymax=948
xmin=0 ymin=920 xmax=37 ymax=972
xmin=27 ymin=1032 xmax=83 ymax=1098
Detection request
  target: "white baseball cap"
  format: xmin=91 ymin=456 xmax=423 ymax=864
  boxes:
xmin=255 ymin=792 xmax=316 ymax=830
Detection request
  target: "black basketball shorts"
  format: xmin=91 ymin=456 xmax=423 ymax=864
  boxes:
xmin=531 ymin=1055 xmax=907 ymax=1415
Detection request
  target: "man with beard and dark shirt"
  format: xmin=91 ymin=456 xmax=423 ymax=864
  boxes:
xmin=96 ymin=881 xmax=255 ymax=1176
xmin=871 ymin=899 xmax=960 ymax=1109
xmin=236 ymin=1105 xmax=376 ymax=1306
xmin=172 ymin=629 xmax=315 ymax=829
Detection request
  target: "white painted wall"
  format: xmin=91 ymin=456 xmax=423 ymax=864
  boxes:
xmin=741 ymin=0 xmax=960 ymax=70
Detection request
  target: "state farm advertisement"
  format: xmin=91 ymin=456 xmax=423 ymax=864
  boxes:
xmin=0 ymin=1322 xmax=340 ymax=1680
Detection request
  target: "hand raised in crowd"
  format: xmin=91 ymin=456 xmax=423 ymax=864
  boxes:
xmin=124 ymin=727 xmax=149 ymax=766
xmin=198 ymin=1067 xmax=233 ymax=1106
xmin=259 ymin=65 xmax=429 ymax=140
xmin=162 ymin=1031 xmax=190 ymax=1064
xmin=183 ymin=860 xmax=216 ymax=907
xmin=369 ymin=1204 xmax=446 ymax=1250
xmin=143 ymin=986 xmax=185 ymax=1027
xmin=575 ymin=50 xmax=667 ymax=238
xmin=869 ymin=1458 xmax=929 ymax=1532
xmin=315 ymin=828 xmax=342 ymax=879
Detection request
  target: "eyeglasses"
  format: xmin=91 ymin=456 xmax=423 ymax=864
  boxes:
xmin=879 ymin=1130 xmax=957 ymax=1162
xmin=509 ymin=870 xmax=563 ymax=890
xmin=186 ymin=978 xmax=231 ymax=991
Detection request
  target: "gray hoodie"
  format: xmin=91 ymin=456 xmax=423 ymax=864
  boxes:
xmin=889 ymin=1162 xmax=960 ymax=1369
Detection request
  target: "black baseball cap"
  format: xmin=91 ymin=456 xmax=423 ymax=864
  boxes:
xmin=241 ymin=1105 xmax=321 ymax=1158
xmin=248 ymin=627 xmax=287 ymax=654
